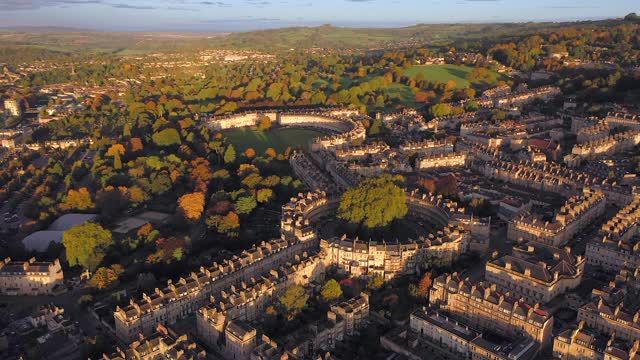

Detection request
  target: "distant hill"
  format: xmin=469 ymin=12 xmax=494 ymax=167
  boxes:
xmin=0 ymin=31 xmax=228 ymax=56
xmin=0 ymin=26 xmax=93 ymax=32
xmin=0 ymin=18 xmax=628 ymax=57
xmin=209 ymin=20 xmax=626 ymax=51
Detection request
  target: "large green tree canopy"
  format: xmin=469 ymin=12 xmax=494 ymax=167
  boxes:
xmin=338 ymin=174 xmax=407 ymax=229
xmin=63 ymin=222 xmax=113 ymax=272
xmin=152 ymin=128 xmax=181 ymax=147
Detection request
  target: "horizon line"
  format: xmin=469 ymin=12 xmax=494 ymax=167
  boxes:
xmin=0 ymin=15 xmax=628 ymax=33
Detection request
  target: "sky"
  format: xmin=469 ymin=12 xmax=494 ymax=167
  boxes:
xmin=0 ymin=0 xmax=637 ymax=32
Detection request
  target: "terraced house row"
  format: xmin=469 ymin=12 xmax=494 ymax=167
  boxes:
xmin=320 ymin=224 xmax=469 ymax=279
xmin=507 ymin=187 xmax=606 ymax=247
xmin=114 ymin=236 xmax=315 ymax=342
xmin=196 ymin=252 xmax=325 ymax=360
xmin=429 ymin=272 xmax=554 ymax=347
xmin=586 ymin=195 xmax=640 ymax=272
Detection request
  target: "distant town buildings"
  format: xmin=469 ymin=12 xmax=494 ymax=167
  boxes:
xmin=3 ymin=98 xmax=21 ymax=117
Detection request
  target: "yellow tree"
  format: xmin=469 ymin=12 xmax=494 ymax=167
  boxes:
xmin=106 ymin=143 xmax=126 ymax=157
xmin=59 ymin=187 xmax=95 ymax=211
xmin=90 ymin=266 xmax=118 ymax=289
xmin=265 ymin=147 xmax=277 ymax=158
xmin=258 ymin=115 xmax=272 ymax=130
xmin=107 ymin=144 xmax=125 ymax=170
xmin=178 ymin=192 xmax=205 ymax=221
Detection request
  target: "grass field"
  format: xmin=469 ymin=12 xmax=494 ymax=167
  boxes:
xmin=403 ymin=64 xmax=509 ymax=90
xmin=403 ymin=64 xmax=475 ymax=88
xmin=223 ymin=127 xmax=325 ymax=154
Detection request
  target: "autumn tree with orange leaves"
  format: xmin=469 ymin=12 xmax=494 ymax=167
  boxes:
xmin=178 ymin=192 xmax=205 ymax=221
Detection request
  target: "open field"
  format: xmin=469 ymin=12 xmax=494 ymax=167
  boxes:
xmin=403 ymin=64 xmax=475 ymax=88
xmin=403 ymin=64 xmax=509 ymax=89
xmin=223 ymin=127 xmax=325 ymax=154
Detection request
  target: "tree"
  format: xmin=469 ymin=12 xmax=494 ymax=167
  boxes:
xmin=59 ymin=187 xmax=94 ymax=211
xmin=242 ymin=173 xmax=263 ymax=189
xmin=374 ymin=95 xmax=385 ymax=108
xmin=464 ymin=101 xmax=479 ymax=112
xmin=97 ymin=188 xmax=129 ymax=220
xmin=77 ymin=294 xmax=94 ymax=306
xmin=261 ymin=175 xmax=281 ymax=188
xmin=63 ymin=222 xmax=113 ymax=272
xmin=429 ymin=103 xmax=453 ymax=118
xmin=178 ymin=192 xmax=205 ymax=221
xmin=245 ymin=148 xmax=256 ymax=158
xmin=90 ymin=265 xmax=121 ymax=290
xmin=113 ymin=153 xmax=122 ymax=170
xmin=128 ymin=185 xmax=148 ymax=205
xmin=106 ymin=143 xmax=125 ymax=157
xmin=190 ymin=158 xmax=213 ymax=186
xmin=338 ymin=175 xmax=407 ymax=229
xmin=236 ymin=196 xmax=257 ymax=214
xmin=257 ymin=188 xmax=274 ymax=203
xmin=152 ymin=128 xmax=181 ymax=147
xmin=279 ymin=284 xmax=309 ymax=320
xmin=216 ymin=101 xmax=238 ymax=115
xmin=258 ymin=115 xmax=272 ymax=130
xmin=220 ymin=211 xmax=240 ymax=232
xmin=128 ymin=137 xmax=144 ymax=153
xmin=264 ymin=147 xmax=277 ymax=158
xmin=367 ymin=274 xmax=385 ymax=290
xmin=224 ymin=144 xmax=236 ymax=164
xmin=417 ymin=272 xmax=433 ymax=299
xmin=208 ymin=166 xmax=227 ymax=177
xmin=150 ymin=172 xmax=172 ymax=195
xmin=409 ymin=284 xmax=420 ymax=298
xmin=368 ymin=118 xmax=386 ymax=136
xmin=321 ymin=279 xmax=343 ymax=302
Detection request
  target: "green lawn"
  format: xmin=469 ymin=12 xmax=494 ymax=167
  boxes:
xmin=384 ymin=83 xmax=418 ymax=108
xmin=403 ymin=64 xmax=508 ymax=90
xmin=403 ymin=64 xmax=475 ymax=88
xmin=223 ymin=127 xmax=325 ymax=154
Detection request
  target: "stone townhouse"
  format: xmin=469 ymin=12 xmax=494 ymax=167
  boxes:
xmin=430 ymin=273 xmax=553 ymax=347
xmin=0 ymin=257 xmax=64 ymax=296
xmin=554 ymin=322 xmax=640 ymax=360
xmin=382 ymin=308 xmax=540 ymax=360
xmin=578 ymin=297 xmax=640 ymax=343
xmin=114 ymin=237 xmax=316 ymax=342
xmin=586 ymin=196 xmax=640 ymax=272
xmin=320 ymin=225 xmax=469 ymax=280
xmin=102 ymin=324 xmax=206 ymax=360
xmin=507 ymin=187 xmax=606 ymax=247
xmin=485 ymin=243 xmax=585 ymax=304
xmin=416 ymin=152 xmax=469 ymax=170
xmin=196 ymin=253 xmax=325 ymax=360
